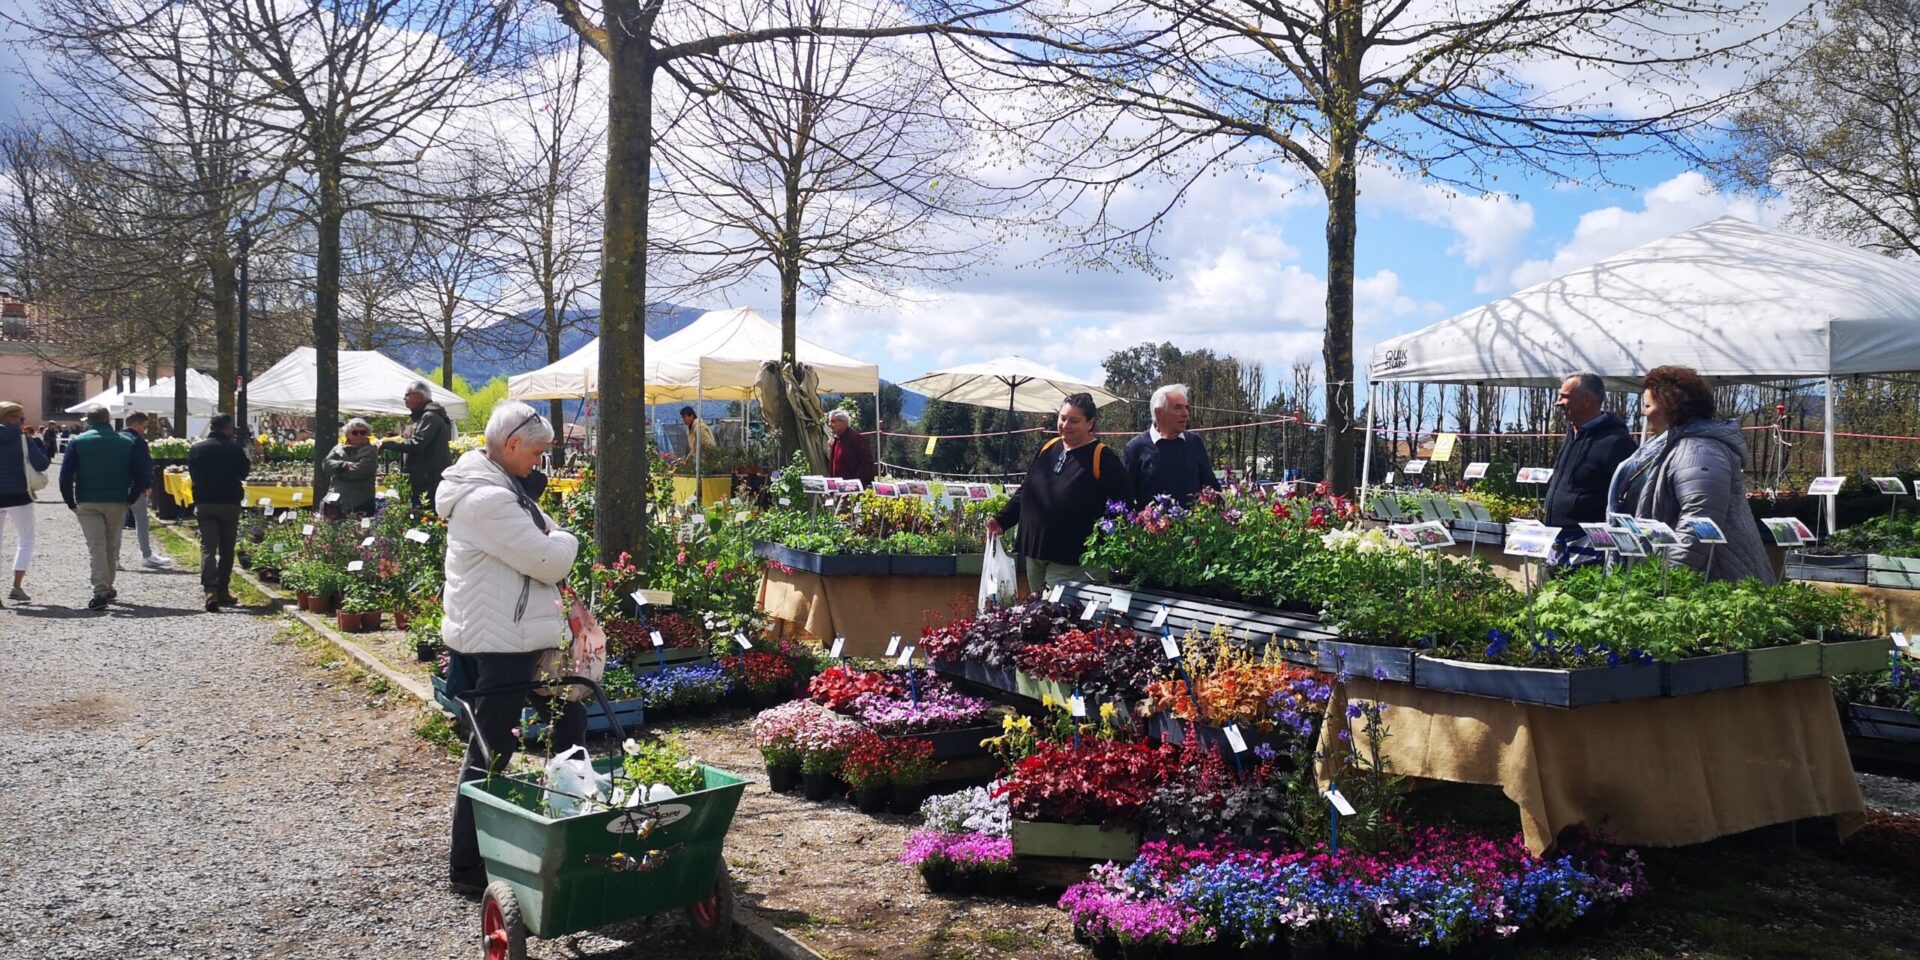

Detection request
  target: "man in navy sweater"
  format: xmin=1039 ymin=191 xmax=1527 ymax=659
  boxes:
xmin=1543 ymin=372 xmax=1637 ymax=566
xmin=1122 ymin=384 xmax=1220 ymax=505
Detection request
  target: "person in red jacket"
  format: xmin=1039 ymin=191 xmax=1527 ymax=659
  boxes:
xmin=827 ymin=410 xmax=877 ymax=486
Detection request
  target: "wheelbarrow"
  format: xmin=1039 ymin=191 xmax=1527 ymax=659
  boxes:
xmin=454 ymin=676 xmax=748 ymax=960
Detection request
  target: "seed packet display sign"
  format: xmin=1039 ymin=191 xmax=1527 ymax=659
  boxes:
xmin=1402 ymin=459 xmax=1428 ymax=476
xmin=1390 ymin=520 xmax=1454 ymax=549
xmin=1874 ymin=476 xmax=1909 ymax=496
xmin=1516 ymin=467 xmax=1554 ymax=484
xmin=1807 ymin=476 xmax=1846 ymax=496
xmin=1504 ymin=523 xmax=1556 ymax=559
xmin=965 ymin=484 xmax=995 ymax=501
xmin=1463 ymin=462 xmax=1489 ymax=480
xmin=905 ymin=481 xmax=932 ymax=499
xmin=872 ymin=482 xmax=899 ymax=497
xmin=801 ymin=475 xmax=831 ymax=495
xmin=1762 ymin=517 xmax=1808 ymax=546
xmin=1579 ymin=522 xmax=1620 ymax=550
xmin=1636 ymin=519 xmax=1682 ymax=547
xmin=1678 ymin=516 xmax=1728 ymax=544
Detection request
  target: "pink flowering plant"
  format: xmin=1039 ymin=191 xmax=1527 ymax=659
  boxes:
xmin=787 ymin=703 xmax=863 ymax=775
xmin=750 ymin=700 xmax=822 ymax=767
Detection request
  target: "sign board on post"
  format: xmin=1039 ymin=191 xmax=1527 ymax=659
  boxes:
xmin=1463 ymin=462 xmax=1489 ymax=480
xmin=1807 ymin=476 xmax=1845 ymax=496
xmin=1430 ymin=433 xmax=1458 ymax=462
xmin=1402 ymin=459 xmax=1427 ymax=476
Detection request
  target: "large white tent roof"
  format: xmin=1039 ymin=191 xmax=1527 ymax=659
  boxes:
xmin=650 ymin=307 xmax=879 ymax=400
xmin=506 ymin=336 xmax=659 ymax=401
xmin=1368 ymin=217 xmax=1920 ymax=387
xmin=247 ymin=347 xmax=469 ymax=419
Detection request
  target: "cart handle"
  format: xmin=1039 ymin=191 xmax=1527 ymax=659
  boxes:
xmin=452 ymin=673 xmax=629 ymax=776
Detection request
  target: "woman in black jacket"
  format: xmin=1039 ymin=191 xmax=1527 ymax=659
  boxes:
xmin=988 ymin=393 xmax=1133 ymax=591
xmin=0 ymin=401 xmax=52 ymax=605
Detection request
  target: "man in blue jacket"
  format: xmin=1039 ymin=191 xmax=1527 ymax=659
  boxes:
xmin=60 ymin=406 xmax=149 ymax=609
xmin=1122 ymin=384 xmax=1219 ymax=505
xmin=121 ymin=412 xmax=169 ymax=569
xmin=1543 ymin=373 xmax=1637 ymax=566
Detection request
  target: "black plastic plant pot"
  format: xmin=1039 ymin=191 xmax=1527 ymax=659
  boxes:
xmin=801 ymin=772 xmax=836 ymax=802
xmin=765 ymin=763 xmax=802 ymax=794
xmin=890 ymin=784 xmax=928 ymax=815
xmin=885 ymin=724 xmax=1001 ymax=761
xmin=853 ymin=786 xmax=891 ymax=814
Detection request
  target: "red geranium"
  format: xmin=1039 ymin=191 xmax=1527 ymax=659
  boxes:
xmin=840 ymin=731 xmax=896 ymax=789
xmin=808 ymin=665 xmax=903 ymax=711
xmin=997 ymin=739 xmax=1177 ymax=825
xmin=719 ymin=650 xmax=795 ymax=693
xmin=1016 ymin=627 xmax=1125 ymax=682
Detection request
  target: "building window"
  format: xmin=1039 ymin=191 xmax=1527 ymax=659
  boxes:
xmin=43 ymin=373 xmax=84 ymax=419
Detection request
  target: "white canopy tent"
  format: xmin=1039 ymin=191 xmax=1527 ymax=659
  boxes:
xmin=1361 ymin=217 xmax=1920 ymax=526
xmin=67 ymin=377 xmax=156 ymax=417
xmin=505 ymin=335 xmax=660 ymax=401
xmin=246 ymin=347 xmax=469 ymax=420
xmin=650 ymin=307 xmax=880 ymax=401
xmin=122 ymin=369 xmax=221 ymax=417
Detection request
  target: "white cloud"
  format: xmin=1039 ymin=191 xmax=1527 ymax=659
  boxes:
xmin=1507 ymin=171 xmax=1788 ymax=289
xmin=1362 ymin=169 xmax=1535 ymax=293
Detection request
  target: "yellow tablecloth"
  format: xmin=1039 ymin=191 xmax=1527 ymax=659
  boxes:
xmin=757 ymin=567 xmax=984 ymax=658
xmin=1317 ymin=676 xmax=1866 ymax=853
xmin=161 ymin=473 xmax=315 ymax=510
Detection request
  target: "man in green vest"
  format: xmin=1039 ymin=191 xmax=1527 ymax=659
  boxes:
xmin=59 ymin=405 xmax=149 ymax=610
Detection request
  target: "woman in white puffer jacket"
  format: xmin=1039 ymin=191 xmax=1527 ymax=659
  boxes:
xmin=439 ymin=401 xmax=581 ymax=896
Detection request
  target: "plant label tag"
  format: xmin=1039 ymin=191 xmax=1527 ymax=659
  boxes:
xmin=691 ymin=513 xmax=706 ymax=526
xmin=1161 ymin=633 xmax=1181 ymax=660
xmin=735 ymin=510 xmax=752 ymax=523
xmin=1223 ymin=724 xmax=1249 ymax=753
xmin=1403 ymin=459 xmax=1427 ymax=475
xmin=886 ymin=634 xmax=901 ymax=657
xmin=1080 ymin=599 xmax=1100 ymax=621
xmin=1503 ymin=523 xmax=1555 ymax=559
xmin=385 ymin=488 xmax=399 ymax=499
xmin=360 ymin=536 xmax=375 ymax=547
xmin=636 ymin=589 xmax=674 ymax=606
xmin=324 ymin=491 xmax=341 ymax=503
xmin=291 ymin=491 xmax=303 ymax=502
xmin=1874 ymin=476 xmax=1909 ymax=496
xmin=278 ymin=511 xmax=295 ymax=523
xmin=346 ymin=560 xmax=364 ymax=572
xmin=259 ymin=496 xmax=271 ymax=507
xmin=1678 ymin=516 xmax=1728 ymax=544
xmin=359 ymin=518 xmax=372 ymax=530
xmin=830 ymin=636 xmax=845 ymax=658
xmin=736 ymin=632 xmax=754 ymax=650
xmin=404 ymin=529 xmax=431 ymax=544
xmin=1808 ymin=476 xmax=1845 ymax=496
xmin=1047 ymin=584 xmax=1066 ymax=604
xmin=1384 ymin=471 xmax=1395 ymax=487
xmin=897 ymin=646 xmax=915 ymax=667
xmin=301 ymin=524 xmax=315 ymax=536
xmin=650 ymin=630 xmax=665 ymax=648
xmin=1325 ymin=787 xmax=1357 ymax=817
xmin=1151 ymin=606 xmax=1169 ymax=629
xmin=1069 ymin=694 xmax=1087 ymax=717
xmin=1891 ymin=630 xmax=1907 ymax=649
xmin=1108 ymin=589 xmax=1132 ymax=614
xmin=779 ymin=497 xmax=791 ymax=507
xmin=1463 ymin=462 xmax=1489 ymax=480
xmin=630 ymin=589 xmax=650 ymax=610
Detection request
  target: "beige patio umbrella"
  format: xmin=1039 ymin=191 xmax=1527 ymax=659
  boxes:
xmin=899 ymin=356 xmax=1123 ymax=471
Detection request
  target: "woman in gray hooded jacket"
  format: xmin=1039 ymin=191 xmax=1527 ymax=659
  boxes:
xmin=1609 ymin=365 xmax=1775 ymax=584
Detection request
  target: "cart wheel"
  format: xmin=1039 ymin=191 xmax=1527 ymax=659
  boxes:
xmin=684 ymin=865 xmax=735 ymax=940
xmin=481 ymin=882 xmax=527 ymax=960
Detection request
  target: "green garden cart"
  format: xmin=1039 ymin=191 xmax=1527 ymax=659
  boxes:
xmin=454 ymin=678 xmax=748 ymax=960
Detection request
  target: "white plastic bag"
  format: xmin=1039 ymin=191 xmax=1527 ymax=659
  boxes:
xmin=978 ymin=536 xmax=1017 ymax=613
xmin=545 ymin=745 xmax=611 ymax=818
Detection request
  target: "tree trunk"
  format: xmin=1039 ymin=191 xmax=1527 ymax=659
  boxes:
xmin=545 ymin=296 xmax=565 ymax=445
xmin=1320 ymin=136 xmax=1359 ymax=494
xmin=173 ymin=323 xmax=190 ymax=437
xmin=211 ymin=252 xmax=236 ymax=414
xmin=596 ymin=28 xmax=655 ymax=569
xmin=313 ymin=158 xmax=344 ymax=499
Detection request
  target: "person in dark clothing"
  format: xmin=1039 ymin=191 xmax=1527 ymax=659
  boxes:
xmin=1542 ymin=372 xmax=1637 ymax=566
xmin=120 ymin=412 xmax=170 ymax=568
xmin=1123 ymin=383 xmax=1220 ymax=504
xmin=60 ymin=406 xmax=148 ymax=609
xmin=0 ymin=401 xmax=52 ymax=606
xmin=988 ymin=393 xmax=1134 ymax=590
xmin=189 ymin=415 xmax=252 ymax=611
xmin=383 ymin=380 xmax=453 ymax=512
xmin=827 ymin=410 xmax=877 ymax=486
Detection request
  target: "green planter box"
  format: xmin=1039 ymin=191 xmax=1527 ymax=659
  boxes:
xmin=1822 ymin=637 xmax=1894 ymax=678
xmin=1009 ymin=820 xmax=1140 ymax=861
xmin=1747 ymin=643 xmax=1823 ymax=684
xmin=955 ymin=553 xmax=984 ymax=576
xmin=1014 ymin=670 xmax=1074 ymax=705
xmin=462 ymin=762 xmax=747 ymax=940
xmin=1868 ymin=555 xmax=1920 ymax=589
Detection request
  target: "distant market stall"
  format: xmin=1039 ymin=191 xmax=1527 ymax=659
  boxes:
xmin=246 ymin=347 xmax=469 ymax=420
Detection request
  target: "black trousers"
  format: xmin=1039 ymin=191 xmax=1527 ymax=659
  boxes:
xmin=195 ymin=503 xmax=240 ymax=596
xmin=448 ymin=649 xmax=586 ymax=877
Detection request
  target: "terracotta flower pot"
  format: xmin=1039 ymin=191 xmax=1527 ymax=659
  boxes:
xmin=336 ymin=610 xmax=363 ymax=632
xmin=360 ymin=611 xmax=383 ymax=631
xmin=310 ymin=593 xmax=337 ymax=616
xmin=296 ymin=590 xmax=312 ymax=610
xmin=392 ymin=610 xmax=410 ymax=631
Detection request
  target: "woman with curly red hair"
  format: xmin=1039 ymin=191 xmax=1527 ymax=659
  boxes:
xmin=1608 ymin=365 xmax=1775 ymax=583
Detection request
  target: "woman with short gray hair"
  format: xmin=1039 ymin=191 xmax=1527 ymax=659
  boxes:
xmin=321 ymin=417 xmax=381 ymax=516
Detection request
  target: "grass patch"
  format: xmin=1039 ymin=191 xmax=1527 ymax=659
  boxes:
xmin=415 ymin=708 xmax=463 ymax=758
xmin=151 ymin=521 xmax=270 ymax=607
xmin=977 ymin=929 xmax=1043 ymax=952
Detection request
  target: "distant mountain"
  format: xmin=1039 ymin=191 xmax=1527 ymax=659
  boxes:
xmin=389 ymin=302 xmax=706 ymax=383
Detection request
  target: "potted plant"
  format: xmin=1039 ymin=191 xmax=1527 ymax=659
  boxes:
xmin=841 ymin=732 xmax=894 ymax=813
xmin=750 ymin=701 xmax=811 ymax=793
xmin=1002 ymin=739 xmax=1172 ymax=861
xmin=794 ymin=708 xmax=858 ymax=802
xmin=338 ymin=580 xmax=380 ymax=632
xmin=888 ymin=738 xmax=938 ymax=814
xmin=901 ymin=830 xmax=956 ymax=892
xmin=307 ymin=567 xmax=347 ymax=616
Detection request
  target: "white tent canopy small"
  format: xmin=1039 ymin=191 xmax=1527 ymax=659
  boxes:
xmin=247 ymin=347 xmax=469 ymax=419
xmin=67 ymin=376 xmax=156 ymax=417
xmin=121 ymin=369 xmax=221 ymax=416
xmin=898 ymin=356 xmax=1123 ymax=413
xmin=506 ymin=336 xmax=660 ymax=401
xmin=650 ymin=307 xmax=879 ymax=401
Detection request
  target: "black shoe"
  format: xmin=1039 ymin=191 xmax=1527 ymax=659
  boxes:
xmin=449 ymin=868 xmax=487 ymax=899
xmin=105 ymin=589 xmax=117 ymax=601
xmin=86 ymin=595 xmax=110 ymax=611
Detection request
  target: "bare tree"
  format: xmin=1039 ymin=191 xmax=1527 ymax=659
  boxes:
xmin=957 ymin=0 xmax=1803 ymax=493
xmin=384 ymin=160 xmax=510 ymax=386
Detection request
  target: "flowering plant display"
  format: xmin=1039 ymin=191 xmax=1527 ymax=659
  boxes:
xmin=720 ymin=650 xmax=796 ymax=695
xmin=786 ymin=702 xmax=863 ymax=774
xmin=616 ymin=736 xmax=705 ymax=797
xmin=888 ymin=737 xmax=938 ymax=788
xmin=848 ymin=688 xmax=999 ymax=735
xmin=751 ymin=700 xmax=821 ymax=766
xmin=1082 ymin=486 xmax=1357 ymax=603
xmin=808 ymin=665 xmax=904 ymax=710
xmin=921 ymin=599 xmax=1075 ymax=669
xmin=1143 ymin=722 xmax=1291 ymax=840
xmin=918 ymin=784 xmax=1011 ymax=837
xmin=998 ymin=739 xmax=1177 ymax=826
xmin=1016 ymin=627 xmax=1126 ymax=682
xmin=1144 ymin=635 xmax=1323 ymax=731
xmin=900 ymin=830 xmax=1015 ymax=876
xmin=840 ymin=731 xmax=898 ymax=789
xmin=635 ymin=663 xmax=729 ymax=710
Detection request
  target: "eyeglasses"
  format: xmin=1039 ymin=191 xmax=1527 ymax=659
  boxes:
xmin=510 ymin=411 xmax=543 ymax=439
xmin=347 ymin=430 xmax=369 ymax=436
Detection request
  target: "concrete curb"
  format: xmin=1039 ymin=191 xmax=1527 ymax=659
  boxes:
xmin=220 ymin=536 xmax=827 ymax=960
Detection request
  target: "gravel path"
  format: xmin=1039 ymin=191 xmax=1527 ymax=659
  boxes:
xmin=0 ymin=500 xmax=726 ymax=960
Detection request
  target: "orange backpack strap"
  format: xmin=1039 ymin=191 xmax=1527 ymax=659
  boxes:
xmin=1039 ymin=437 xmax=1104 ymax=480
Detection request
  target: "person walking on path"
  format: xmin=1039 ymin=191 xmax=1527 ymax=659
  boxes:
xmin=437 ymin=401 xmax=582 ymax=895
xmin=1122 ymin=383 xmax=1219 ymax=505
xmin=189 ymin=415 xmax=252 ymax=610
xmin=0 ymin=401 xmax=51 ymax=606
xmin=383 ymin=380 xmax=452 ymax=512
xmin=323 ymin=418 xmax=381 ymax=517
xmin=988 ymin=392 xmax=1134 ymax=590
xmin=60 ymin=406 xmax=147 ymax=609
xmin=1542 ymin=373 xmax=1637 ymax=568
xmin=827 ymin=409 xmax=876 ymax=486
xmin=120 ymin=412 xmax=171 ymax=569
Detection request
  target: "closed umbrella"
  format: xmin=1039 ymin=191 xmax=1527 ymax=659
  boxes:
xmin=899 ymin=357 xmax=1123 ymax=472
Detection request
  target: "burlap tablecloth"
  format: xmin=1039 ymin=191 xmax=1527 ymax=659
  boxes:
xmin=1318 ymin=676 xmax=1865 ymax=854
xmin=757 ymin=567 xmax=981 ymax=658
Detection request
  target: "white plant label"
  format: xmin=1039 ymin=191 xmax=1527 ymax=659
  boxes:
xmin=649 ymin=630 xmax=664 ymax=648
xmin=324 ymin=492 xmax=342 ymax=504
xmin=1160 ymin=633 xmax=1181 ymax=660
xmin=778 ymin=497 xmax=791 ymax=507
xmin=1108 ymin=589 xmax=1132 ymax=614
xmin=404 ymin=529 xmax=431 ymax=544
xmin=630 ymin=589 xmax=650 ymax=610
xmin=1808 ymin=476 xmax=1844 ymax=496
xmin=1402 ymin=459 xmax=1427 ymax=475
xmin=301 ymin=524 xmax=315 ymax=537
xmin=1069 ymin=695 xmax=1087 ymax=718
xmin=1047 ymin=584 xmax=1066 ymax=603
xmin=361 ymin=536 xmax=375 ymax=547
xmin=1463 ymin=462 xmax=1489 ymax=480
xmin=346 ymin=560 xmax=364 ymax=572
xmin=734 ymin=510 xmax=752 ymax=524
xmin=1891 ymin=630 xmax=1907 ymax=649
xmin=291 ymin=491 xmax=303 ymax=502
xmin=1151 ymin=606 xmax=1170 ymax=629
xmin=1223 ymin=724 xmax=1249 ymax=753
xmin=259 ymin=496 xmax=271 ymax=508
xmin=1325 ymin=787 xmax=1357 ymax=817
xmin=278 ymin=511 xmax=295 ymax=524
xmin=736 ymin=632 xmax=753 ymax=650
xmin=385 ymin=488 xmax=399 ymax=500
xmin=886 ymin=634 xmax=901 ymax=657
xmin=830 ymin=636 xmax=845 ymax=658
xmin=359 ymin=518 xmax=372 ymax=530
xmin=1080 ymin=599 xmax=1100 ymax=621
xmin=897 ymin=646 xmax=914 ymax=667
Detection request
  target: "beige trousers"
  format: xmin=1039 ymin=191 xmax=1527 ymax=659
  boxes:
xmin=74 ymin=501 xmax=125 ymax=598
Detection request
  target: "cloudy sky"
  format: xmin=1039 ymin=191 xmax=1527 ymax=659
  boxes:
xmin=0 ymin=0 xmax=1797 ymax=400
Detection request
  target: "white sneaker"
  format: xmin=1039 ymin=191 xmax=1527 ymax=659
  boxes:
xmin=143 ymin=555 xmax=172 ymax=569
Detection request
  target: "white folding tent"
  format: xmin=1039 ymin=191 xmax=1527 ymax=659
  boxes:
xmin=67 ymin=377 xmax=156 ymax=417
xmin=122 ymin=369 xmax=221 ymax=416
xmin=505 ymin=335 xmax=660 ymax=401
xmin=649 ymin=307 xmax=880 ymax=401
xmin=246 ymin=347 xmax=469 ymax=420
xmin=1361 ymin=216 xmax=1920 ymax=526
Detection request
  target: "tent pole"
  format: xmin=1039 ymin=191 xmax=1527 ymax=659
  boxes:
xmin=1359 ymin=382 xmax=1379 ymax=509
xmin=1003 ymin=379 xmax=1017 ymax=477
xmin=695 ymin=383 xmax=704 ymax=491
xmin=1824 ymin=375 xmax=1837 ymax=534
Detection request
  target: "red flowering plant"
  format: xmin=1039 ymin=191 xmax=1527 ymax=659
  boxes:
xmin=1017 ymin=626 xmax=1127 ymax=682
xmin=890 ymin=738 xmax=938 ymax=788
xmin=997 ymin=740 xmax=1179 ymax=826
xmin=808 ymin=665 xmax=903 ymax=711
xmin=840 ymin=731 xmax=898 ymax=789
xmin=650 ymin=610 xmax=705 ymax=649
xmin=720 ymin=650 xmax=796 ymax=694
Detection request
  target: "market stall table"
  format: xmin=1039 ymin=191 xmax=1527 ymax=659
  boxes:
xmin=1318 ymin=676 xmax=1866 ymax=854
xmin=757 ymin=566 xmax=985 ymax=657
xmin=163 ymin=473 xmax=315 ymax=511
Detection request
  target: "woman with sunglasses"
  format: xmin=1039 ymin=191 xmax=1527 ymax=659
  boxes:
xmin=322 ymin=418 xmax=381 ymax=517
xmin=987 ymin=392 xmax=1133 ymax=591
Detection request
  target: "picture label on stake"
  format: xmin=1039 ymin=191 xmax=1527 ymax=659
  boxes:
xmin=1463 ymin=462 xmax=1489 ymax=480
xmin=897 ymin=646 xmax=914 ymax=667
xmin=1151 ymin=606 xmax=1169 ymax=629
xmin=1160 ymin=633 xmax=1181 ymax=660
xmin=1223 ymin=724 xmax=1248 ymax=753
xmin=651 ymin=630 xmax=665 ymax=648
xmin=886 ymin=634 xmax=901 ymax=657
xmin=404 ymin=529 xmax=431 ymax=544
xmin=1325 ymin=787 xmax=1357 ymax=817
xmin=1108 ymin=589 xmax=1132 ymax=614
xmin=830 ymin=636 xmax=845 ymax=658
